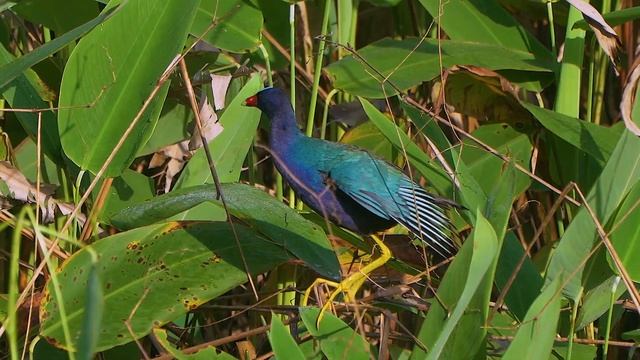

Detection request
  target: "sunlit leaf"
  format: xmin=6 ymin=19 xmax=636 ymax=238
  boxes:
xmin=58 ymin=0 xmax=199 ymax=176
xmin=40 ymin=222 xmax=291 ymax=351
xmin=108 ymin=183 xmax=340 ymax=280
xmin=502 ymin=277 xmax=562 ymax=359
xmin=328 ymin=38 xmax=553 ymax=98
xmin=299 ymin=307 xmax=371 ymax=360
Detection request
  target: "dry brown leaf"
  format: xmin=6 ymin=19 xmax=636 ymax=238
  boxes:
xmin=150 ymin=141 xmax=191 ymax=193
xmin=188 ymin=94 xmax=223 ymax=151
xmin=0 ymin=161 xmax=81 ymax=223
xmin=210 ymin=74 xmax=232 ymax=110
xmin=567 ymin=0 xmax=621 ymax=75
xmin=434 ymin=65 xmax=535 ymax=130
xmin=620 ymin=61 xmax=640 ymax=136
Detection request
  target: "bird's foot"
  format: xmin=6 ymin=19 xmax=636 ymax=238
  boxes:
xmin=302 ymin=235 xmax=392 ymax=325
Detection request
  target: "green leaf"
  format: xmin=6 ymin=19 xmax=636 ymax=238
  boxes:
xmin=340 ymin=120 xmax=394 ymax=162
xmin=459 ymin=124 xmax=532 ymax=197
xmin=328 ymin=38 xmax=553 ymax=98
xmin=191 ymin=0 xmax=263 ymax=53
xmin=98 ymin=169 xmax=155 ymax=222
xmin=365 ymin=0 xmax=402 ymax=6
xmin=0 ymin=294 xmax=6 ymax=322
xmin=269 ymin=315 xmax=305 ymax=360
xmin=607 ymin=180 xmax=640 ymax=281
xmin=622 ymin=328 xmax=640 ymax=342
xmin=417 ymin=0 xmax=551 ymax=60
xmin=0 ymin=45 xmax=64 ymax=163
xmin=76 ymin=259 xmax=103 ymax=360
xmin=522 ymin=102 xmax=620 ymax=164
xmin=411 ymin=210 xmax=499 ymax=359
xmin=108 ymin=183 xmax=340 ymax=280
xmin=175 ymin=76 xmax=262 ymax=189
xmin=58 ymin=0 xmax=199 ymax=176
xmin=299 ymin=307 xmax=371 ymax=360
xmin=12 ymin=0 xmax=99 ymax=34
xmin=152 ymin=328 xmax=237 ymax=360
xmin=545 ymin=131 xmax=640 ymax=299
xmin=576 ymin=276 xmax=625 ymax=329
xmin=14 ymin=138 xmax=63 ymax=185
xmin=136 ymin=98 xmax=191 ymax=156
xmin=40 ymin=222 xmax=291 ymax=351
xmin=502 ymin=277 xmax=562 ymax=359
xmin=0 ymin=5 xmax=116 ymax=89
xmin=495 ymin=233 xmax=544 ymax=321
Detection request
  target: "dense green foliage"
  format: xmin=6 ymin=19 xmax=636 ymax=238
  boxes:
xmin=0 ymin=0 xmax=639 ymax=359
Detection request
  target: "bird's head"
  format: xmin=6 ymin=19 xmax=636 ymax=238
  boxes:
xmin=244 ymin=87 xmax=292 ymax=118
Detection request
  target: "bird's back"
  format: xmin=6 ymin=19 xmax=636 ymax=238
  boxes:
xmin=280 ymin=136 xmax=457 ymax=256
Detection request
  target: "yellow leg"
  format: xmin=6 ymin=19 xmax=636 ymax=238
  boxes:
xmin=303 ymin=235 xmax=392 ymax=324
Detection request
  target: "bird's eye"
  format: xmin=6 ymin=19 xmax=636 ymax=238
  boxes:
xmin=244 ymin=95 xmax=258 ymax=107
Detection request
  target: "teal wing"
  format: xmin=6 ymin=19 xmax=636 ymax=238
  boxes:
xmin=324 ymin=149 xmax=457 ymax=257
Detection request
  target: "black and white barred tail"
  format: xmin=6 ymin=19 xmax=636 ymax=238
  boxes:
xmin=394 ymin=184 xmax=458 ymax=258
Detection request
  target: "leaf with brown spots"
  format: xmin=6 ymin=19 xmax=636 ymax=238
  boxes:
xmin=39 ymin=222 xmax=291 ymax=352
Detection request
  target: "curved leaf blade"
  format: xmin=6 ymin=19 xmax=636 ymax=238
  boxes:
xmin=269 ymin=316 xmax=305 ymax=360
xmin=299 ymin=307 xmax=371 ymax=360
xmin=40 ymin=222 xmax=291 ymax=351
xmin=109 ymin=183 xmax=340 ymax=280
xmin=328 ymin=39 xmax=553 ymax=98
xmin=58 ymin=0 xmax=199 ymax=176
xmin=502 ymin=277 xmax=562 ymax=359
xmin=192 ymin=0 xmax=263 ymax=53
xmin=421 ymin=210 xmax=498 ymax=360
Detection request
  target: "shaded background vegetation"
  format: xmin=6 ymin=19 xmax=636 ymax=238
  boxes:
xmin=0 ymin=0 xmax=639 ymax=359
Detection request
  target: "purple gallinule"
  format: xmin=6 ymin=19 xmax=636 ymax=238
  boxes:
xmin=245 ymin=87 xmax=458 ymax=312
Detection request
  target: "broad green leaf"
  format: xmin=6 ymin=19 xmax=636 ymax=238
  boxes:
xmin=607 ymin=180 xmax=640 ymax=281
xmin=459 ymin=124 xmax=532 ymax=197
xmin=622 ymin=329 xmax=640 ymax=342
xmin=0 ymin=45 xmax=63 ymax=163
xmin=411 ymin=211 xmax=499 ymax=360
xmin=522 ymin=102 xmax=620 ymax=164
xmin=269 ymin=315 xmax=305 ymax=360
xmin=175 ymin=75 xmax=261 ymax=189
xmin=14 ymin=138 xmax=62 ymax=185
xmin=328 ymin=38 xmax=553 ymax=98
xmin=58 ymin=0 xmax=199 ymax=176
xmin=502 ymin=277 xmax=562 ymax=359
xmin=418 ymin=0 xmax=551 ymax=60
xmin=137 ymin=98 xmax=191 ymax=156
xmin=299 ymin=307 xmax=371 ymax=360
xmin=340 ymin=120 xmax=394 ymax=162
xmin=366 ymin=0 xmax=402 ymax=6
xmin=495 ymin=233 xmax=544 ymax=321
xmin=108 ymin=183 xmax=340 ymax=280
xmin=440 ymin=69 xmax=537 ymax=128
xmin=545 ymin=131 xmax=640 ymax=299
xmin=98 ymin=169 xmax=155 ymax=222
xmin=40 ymin=222 xmax=291 ymax=351
xmin=12 ymin=0 xmax=98 ymax=34
xmin=192 ymin=0 xmax=263 ymax=53
xmin=152 ymin=328 xmax=237 ymax=360
xmin=0 ymin=5 xmax=116 ymax=88
xmin=576 ymin=276 xmax=625 ymax=329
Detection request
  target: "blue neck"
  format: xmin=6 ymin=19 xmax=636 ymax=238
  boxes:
xmin=268 ymin=105 xmax=303 ymax=154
